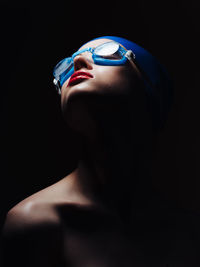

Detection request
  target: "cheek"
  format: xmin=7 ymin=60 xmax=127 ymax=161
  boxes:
xmin=92 ymin=65 xmax=133 ymax=96
xmin=60 ymin=65 xmax=137 ymax=118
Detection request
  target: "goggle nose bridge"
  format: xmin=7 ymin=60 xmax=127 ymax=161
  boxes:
xmin=71 ymin=47 xmax=94 ymax=61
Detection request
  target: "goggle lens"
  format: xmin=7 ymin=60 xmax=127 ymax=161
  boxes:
xmin=94 ymin=42 xmax=120 ymax=57
xmin=53 ymin=57 xmax=73 ymax=79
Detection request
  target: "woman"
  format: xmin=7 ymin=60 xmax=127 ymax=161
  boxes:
xmin=4 ymin=36 xmax=196 ymax=267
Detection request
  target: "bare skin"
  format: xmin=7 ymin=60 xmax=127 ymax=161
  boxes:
xmin=2 ymin=39 xmax=200 ymax=267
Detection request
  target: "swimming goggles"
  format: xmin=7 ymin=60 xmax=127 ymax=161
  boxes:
xmin=53 ymin=41 xmax=136 ymax=94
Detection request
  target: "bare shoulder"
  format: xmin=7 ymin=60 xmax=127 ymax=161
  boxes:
xmin=2 ymin=177 xmax=72 ymax=267
xmin=3 ymin=176 xmax=72 ymax=237
xmin=3 ymin=202 xmax=59 ymax=238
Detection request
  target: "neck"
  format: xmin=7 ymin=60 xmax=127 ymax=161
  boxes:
xmin=65 ymin=113 xmax=153 ymax=222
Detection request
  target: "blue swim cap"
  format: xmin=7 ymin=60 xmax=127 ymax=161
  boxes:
xmin=81 ymin=36 xmax=173 ymax=132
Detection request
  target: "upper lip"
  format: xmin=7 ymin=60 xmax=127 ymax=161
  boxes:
xmin=70 ymin=71 xmax=93 ymax=80
xmin=67 ymin=71 xmax=93 ymax=87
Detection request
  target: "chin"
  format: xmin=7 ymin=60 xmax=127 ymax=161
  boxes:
xmin=61 ymin=86 xmax=96 ymax=133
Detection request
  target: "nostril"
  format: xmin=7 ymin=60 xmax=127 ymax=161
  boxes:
xmin=73 ymin=55 xmax=93 ymax=72
xmin=74 ymin=56 xmax=87 ymax=69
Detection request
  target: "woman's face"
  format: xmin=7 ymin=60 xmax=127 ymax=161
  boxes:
xmin=60 ymin=38 xmax=144 ymax=132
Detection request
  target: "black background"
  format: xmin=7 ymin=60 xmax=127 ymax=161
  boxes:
xmin=0 ymin=0 xmax=200 ymax=244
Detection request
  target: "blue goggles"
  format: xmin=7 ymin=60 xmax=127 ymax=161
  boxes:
xmin=53 ymin=41 xmax=135 ymax=94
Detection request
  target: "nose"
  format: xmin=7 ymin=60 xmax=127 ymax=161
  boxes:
xmin=73 ymin=53 xmax=93 ymax=72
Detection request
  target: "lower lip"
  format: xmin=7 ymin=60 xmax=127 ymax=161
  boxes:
xmin=67 ymin=75 xmax=92 ymax=87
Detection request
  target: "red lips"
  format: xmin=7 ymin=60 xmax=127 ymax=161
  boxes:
xmin=67 ymin=71 xmax=93 ymax=87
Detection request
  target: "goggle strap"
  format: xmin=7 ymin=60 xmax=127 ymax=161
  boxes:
xmin=53 ymin=79 xmax=61 ymax=94
xmin=125 ymin=50 xmax=136 ymax=60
